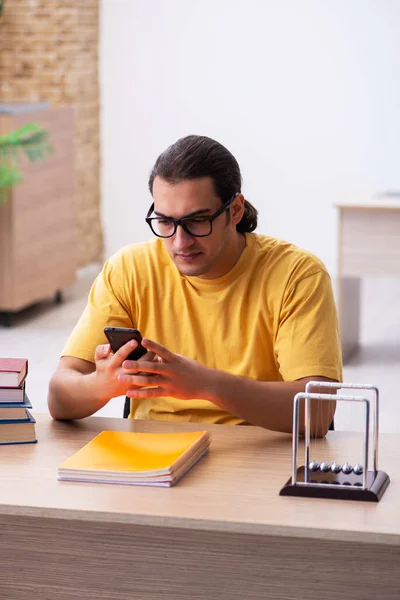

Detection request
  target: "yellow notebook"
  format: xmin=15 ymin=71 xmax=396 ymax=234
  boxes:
xmin=58 ymin=430 xmax=211 ymax=487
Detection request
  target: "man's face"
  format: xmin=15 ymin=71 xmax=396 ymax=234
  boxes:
xmin=152 ymin=176 xmax=238 ymax=279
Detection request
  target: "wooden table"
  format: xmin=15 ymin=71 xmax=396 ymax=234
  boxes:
xmin=336 ymin=193 xmax=400 ymax=360
xmin=1 ymin=414 xmax=399 ymax=599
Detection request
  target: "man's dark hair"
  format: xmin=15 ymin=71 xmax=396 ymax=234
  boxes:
xmin=148 ymin=135 xmax=258 ymax=233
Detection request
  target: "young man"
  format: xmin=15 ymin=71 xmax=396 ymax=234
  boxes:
xmin=48 ymin=135 xmax=342 ymax=435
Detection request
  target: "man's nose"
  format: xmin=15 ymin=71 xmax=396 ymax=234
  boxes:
xmin=173 ymin=224 xmax=195 ymax=249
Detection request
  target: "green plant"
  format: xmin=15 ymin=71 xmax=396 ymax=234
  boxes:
xmin=0 ymin=122 xmax=52 ymax=202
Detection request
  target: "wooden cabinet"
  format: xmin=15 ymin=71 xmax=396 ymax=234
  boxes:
xmin=0 ymin=106 xmax=77 ymax=322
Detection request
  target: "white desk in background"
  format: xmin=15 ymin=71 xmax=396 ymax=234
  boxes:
xmin=335 ymin=193 xmax=400 ymax=362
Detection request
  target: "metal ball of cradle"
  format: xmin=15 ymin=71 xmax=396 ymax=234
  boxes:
xmin=319 ymin=461 xmax=331 ymax=472
xmin=330 ymin=462 xmax=342 ymax=473
xmin=353 ymin=463 xmax=364 ymax=475
xmin=342 ymin=463 xmax=353 ymax=474
xmin=308 ymin=460 xmax=320 ymax=472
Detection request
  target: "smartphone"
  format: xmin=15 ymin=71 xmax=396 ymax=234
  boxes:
xmin=103 ymin=327 xmax=147 ymax=361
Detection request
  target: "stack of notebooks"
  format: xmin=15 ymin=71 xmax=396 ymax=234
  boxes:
xmin=58 ymin=429 xmax=211 ymax=487
xmin=0 ymin=358 xmax=37 ymax=445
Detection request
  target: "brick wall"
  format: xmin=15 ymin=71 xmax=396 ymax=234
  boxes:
xmin=0 ymin=0 xmax=103 ymax=266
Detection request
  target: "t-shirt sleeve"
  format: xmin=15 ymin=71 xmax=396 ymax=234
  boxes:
xmin=274 ymin=269 xmax=343 ymax=382
xmin=61 ymin=257 xmax=135 ymax=363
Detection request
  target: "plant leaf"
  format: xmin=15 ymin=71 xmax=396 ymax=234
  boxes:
xmin=0 ymin=122 xmax=53 ymax=199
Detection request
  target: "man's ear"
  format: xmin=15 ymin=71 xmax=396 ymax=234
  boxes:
xmin=230 ymin=194 xmax=245 ymax=225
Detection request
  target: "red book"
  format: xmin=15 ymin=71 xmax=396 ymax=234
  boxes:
xmin=0 ymin=358 xmax=28 ymax=388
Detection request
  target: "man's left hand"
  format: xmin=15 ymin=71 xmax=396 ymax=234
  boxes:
xmin=118 ymin=338 xmax=212 ymax=400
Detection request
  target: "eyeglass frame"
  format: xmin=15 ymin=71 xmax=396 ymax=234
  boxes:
xmin=145 ymin=192 xmax=240 ymax=238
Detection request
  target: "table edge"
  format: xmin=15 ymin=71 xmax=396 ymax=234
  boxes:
xmin=1 ymin=504 xmax=399 ymax=546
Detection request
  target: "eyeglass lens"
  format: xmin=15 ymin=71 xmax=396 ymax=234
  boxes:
xmin=151 ymin=217 xmax=212 ymax=238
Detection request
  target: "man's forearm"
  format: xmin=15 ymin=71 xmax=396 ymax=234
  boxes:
xmin=204 ymin=370 xmax=336 ymax=437
xmin=48 ymin=370 xmax=109 ymax=420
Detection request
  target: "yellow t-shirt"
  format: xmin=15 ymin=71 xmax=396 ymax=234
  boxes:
xmin=62 ymin=233 xmax=342 ymax=424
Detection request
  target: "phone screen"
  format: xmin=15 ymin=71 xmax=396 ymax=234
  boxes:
xmin=104 ymin=327 xmax=146 ymax=361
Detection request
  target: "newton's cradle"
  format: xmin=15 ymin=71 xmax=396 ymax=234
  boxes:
xmin=280 ymin=381 xmax=390 ymax=502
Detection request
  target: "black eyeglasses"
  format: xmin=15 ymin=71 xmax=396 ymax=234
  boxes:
xmin=145 ymin=193 xmax=239 ymax=238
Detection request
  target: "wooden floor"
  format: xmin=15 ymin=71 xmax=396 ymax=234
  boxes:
xmin=1 ymin=267 xmax=399 ymax=432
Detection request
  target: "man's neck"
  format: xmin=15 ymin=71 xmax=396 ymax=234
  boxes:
xmin=198 ymin=232 xmax=247 ymax=280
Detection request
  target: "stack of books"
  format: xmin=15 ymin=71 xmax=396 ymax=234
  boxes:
xmin=58 ymin=429 xmax=211 ymax=487
xmin=0 ymin=358 xmax=37 ymax=445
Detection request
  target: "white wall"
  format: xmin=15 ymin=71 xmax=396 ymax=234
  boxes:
xmin=100 ymin=0 xmax=400 ymax=275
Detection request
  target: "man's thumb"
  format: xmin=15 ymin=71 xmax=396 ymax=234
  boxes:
xmin=95 ymin=344 xmax=111 ymax=361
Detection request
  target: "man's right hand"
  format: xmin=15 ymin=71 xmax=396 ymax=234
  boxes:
xmin=93 ymin=340 xmax=157 ymax=402
xmin=47 ymin=340 xmax=157 ymax=420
